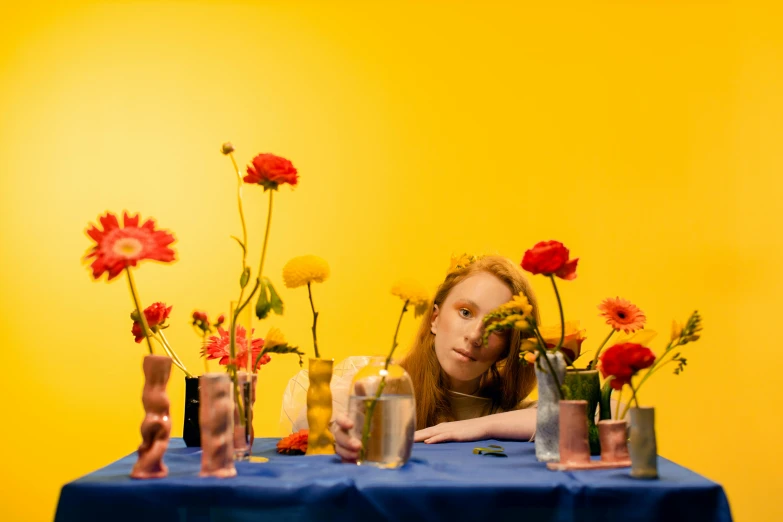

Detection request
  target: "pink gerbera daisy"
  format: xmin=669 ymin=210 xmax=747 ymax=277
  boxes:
xmin=598 ymin=297 xmax=646 ymax=334
xmin=84 ymin=211 xmax=176 ymax=280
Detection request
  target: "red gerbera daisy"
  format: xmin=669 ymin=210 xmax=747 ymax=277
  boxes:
xmin=277 ymin=429 xmax=308 ymax=455
xmin=84 ymin=211 xmax=176 ymax=280
xmin=598 ymin=297 xmax=646 ymax=333
xmin=201 ymin=325 xmax=270 ymax=371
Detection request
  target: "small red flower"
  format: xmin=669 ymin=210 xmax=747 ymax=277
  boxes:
xmin=131 ymin=302 xmax=172 ymax=343
xmin=85 ymin=211 xmax=176 ymax=281
xmin=521 ymin=241 xmax=578 ymax=280
xmin=277 ymin=429 xmax=308 ymax=455
xmin=244 ymin=153 xmax=298 ymax=191
xmin=599 ymin=342 xmax=656 ymax=390
xmin=201 ymin=325 xmax=269 ymax=371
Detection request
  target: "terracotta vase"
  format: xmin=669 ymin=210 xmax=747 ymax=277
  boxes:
xmin=629 ymin=407 xmax=658 ymax=479
xmin=564 ymin=369 xmax=602 ymax=455
xmin=534 ymin=352 xmax=566 ymax=462
xmin=305 ymin=358 xmax=335 ymax=455
xmin=199 ymin=373 xmax=236 ymax=478
xmin=598 ymin=420 xmax=631 ymax=464
xmin=558 ymin=400 xmax=591 ymax=465
xmin=183 ymin=376 xmax=200 ymax=447
xmin=232 ymin=372 xmax=257 ymax=460
xmin=130 ymin=355 xmax=172 ymax=479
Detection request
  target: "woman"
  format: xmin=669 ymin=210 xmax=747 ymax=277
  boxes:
xmin=333 ymin=255 xmax=541 ymax=462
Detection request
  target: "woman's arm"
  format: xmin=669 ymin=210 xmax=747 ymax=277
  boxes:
xmin=414 ymin=408 xmax=537 ymax=444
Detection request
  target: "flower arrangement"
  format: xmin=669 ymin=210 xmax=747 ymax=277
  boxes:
xmin=84 ymin=211 xmax=178 ymax=358
xmin=282 ymin=255 xmax=331 ymax=359
xmin=220 ymin=143 xmax=301 ymax=419
xmin=600 ymin=311 xmax=702 ymax=419
xmin=359 ymin=279 xmax=429 ymax=461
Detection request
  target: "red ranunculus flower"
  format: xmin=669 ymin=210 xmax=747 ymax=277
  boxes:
xmin=244 ymin=153 xmax=299 ymax=191
xmin=131 ymin=302 xmax=173 ymax=343
xmin=277 ymin=429 xmax=308 ymax=455
xmin=201 ymin=325 xmax=269 ymax=371
xmin=85 ymin=211 xmax=176 ymax=281
xmin=521 ymin=240 xmax=579 ymax=280
xmin=599 ymin=342 xmax=656 ymax=390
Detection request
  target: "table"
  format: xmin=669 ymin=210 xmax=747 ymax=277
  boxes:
xmin=55 ymin=438 xmax=732 ymax=522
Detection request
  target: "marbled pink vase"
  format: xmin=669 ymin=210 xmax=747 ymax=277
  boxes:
xmin=558 ymin=400 xmax=591 ymax=465
xmin=233 ymin=372 xmax=257 ymax=460
xmin=598 ymin=420 xmax=631 ymax=465
xmin=199 ymin=373 xmax=236 ymax=478
xmin=130 ymin=355 xmax=172 ymax=479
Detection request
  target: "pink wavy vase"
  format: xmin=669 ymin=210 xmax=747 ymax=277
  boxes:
xmin=130 ymin=355 xmax=172 ymax=479
xmin=199 ymin=373 xmax=236 ymax=478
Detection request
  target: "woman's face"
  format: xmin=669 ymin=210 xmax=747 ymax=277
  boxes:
xmin=430 ymin=271 xmax=513 ymax=393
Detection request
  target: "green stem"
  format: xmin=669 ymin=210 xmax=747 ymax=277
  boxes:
xmin=228 ymin=310 xmax=244 ymax=425
xmin=230 ymin=152 xmax=249 ymax=274
xmin=158 ymin=330 xmax=192 ymax=377
xmin=532 ymin=324 xmax=564 ymax=400
xmin=549 ymin=275 xmax=565 ymax=351
xmin=360 ymin=300 xmax=409 ymax=461
xmin=619 ymin=339 xmax=680 ymax=419
xmin=257 ymin=190 xmax=274 ymax=282
xmin=125 ymin=266 xmax=154 ymax=356
xmin=589 ymin=329 xmax=616 ymax=370
xmin=307 ymin=282 xmax=320 ymax=359
xmin=615 ymin=387 xmax=622 ymax=420
xmin=152 ymin=335 xmax=189 ymax=375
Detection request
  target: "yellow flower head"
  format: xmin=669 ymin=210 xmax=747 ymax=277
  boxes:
xmin=482 ymin=293 xmax=535 ymax=345
xmin=391 ymin=278 xmax=430 ymax=317
xmin=264 ymin=327 xmax=286 ymax=350
xmin=282 ymin=255 xmax=330 ymax=289
xmin=448 ymin=253 xmax=482 ymax=274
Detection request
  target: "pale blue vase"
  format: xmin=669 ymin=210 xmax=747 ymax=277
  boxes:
xmin=534 ymin=352 xmax=566 ymax=462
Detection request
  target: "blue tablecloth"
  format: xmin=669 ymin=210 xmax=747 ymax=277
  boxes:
xmin=55 ymin=438 xmax=732 ymax=522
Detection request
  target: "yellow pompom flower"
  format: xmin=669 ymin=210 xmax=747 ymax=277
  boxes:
xmin=282 ymin=255 xmax=330 ymax=288
xmin=482 ymin=293 xmax=535 ymax=345
xmin=264 ymin=327 xmax=286 ymax=350
xmin=448 ymin=253 xmax=481 ymax=274
xmin=391 ymin=278 xmax=430 ymax=317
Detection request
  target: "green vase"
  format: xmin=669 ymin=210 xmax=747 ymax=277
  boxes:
xmin=563 ymin=369 xmax=602 ymax=455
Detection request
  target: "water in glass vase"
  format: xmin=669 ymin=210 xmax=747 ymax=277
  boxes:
xmin=348 ymin=394 xmax=415 ymax=469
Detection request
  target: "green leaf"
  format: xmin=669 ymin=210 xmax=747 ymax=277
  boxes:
xmin=265 ymin=278 xmax=284 ymax=316
xmin=230 ymin=236 xmax=247 ymax=255
xmin=239 ymin=267 xmax=250 ymax=289
xmin=255 ymin=280 xmax=272 ymax=320
xmin=472 ymin=446 xmax=507 ymax=457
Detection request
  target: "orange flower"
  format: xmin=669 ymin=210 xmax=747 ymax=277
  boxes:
xmin=131 ymin=302 xmax=172 ymax=343
xmin=85 ymin=211 xmax=176 ymax=280
xmin=277 ymin=429 xmax=308 ymax=455
xmin=598 ymin=297 xmax=646 ymax=334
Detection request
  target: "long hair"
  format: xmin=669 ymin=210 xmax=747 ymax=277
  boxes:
xmin=400 ymin=255 xmax=540 ymax=429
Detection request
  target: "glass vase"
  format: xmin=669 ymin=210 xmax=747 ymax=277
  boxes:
xmin=348 ymin=357 xmax=415 ymax=469
xmin=534 ymin=351 xmax=566 ymax=462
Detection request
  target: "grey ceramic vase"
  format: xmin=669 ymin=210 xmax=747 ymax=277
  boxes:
xmin=629 ymin=407 xmax=658 ymax=479
xmin=534 ymin=351 xmax=566 ymax=462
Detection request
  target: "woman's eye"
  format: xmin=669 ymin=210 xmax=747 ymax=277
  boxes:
xmin=459 ymin=308 xmax=472 ymax=318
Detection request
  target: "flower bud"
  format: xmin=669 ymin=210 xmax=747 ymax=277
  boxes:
xmin=221 ymin=142 xmax=235 ymax=155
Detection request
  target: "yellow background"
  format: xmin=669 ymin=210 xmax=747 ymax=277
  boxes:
xmin=1 ymin=1 xmax=780 ymax=520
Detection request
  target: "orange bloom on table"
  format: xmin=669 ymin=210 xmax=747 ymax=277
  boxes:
xmin=84 ymin=211 xmax=176 ymax=280
xmin=201 ymin=325 xmax=271 ymax=371
xmin=131 ymin=302 xmax=172 ymax=343
xmin=277 ymin=429 xmax=308 ymax=455
xmin=598 ymin=297 xmax=646 ymax=334
xmin=244 ymin=153 xmax=299 ymax=191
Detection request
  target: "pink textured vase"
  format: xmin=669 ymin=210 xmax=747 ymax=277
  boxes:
xmin=558 ymin=400 xmax=591 ymax=465
xmin=233 ymin=372 xmax=257 ymax=460
xmin=598 ymin=420 xmax=631 ymax=464
xmin=130 ymin=355 xmax=172 ymax=479
xmin=199 ymin=373 xmax=236 ymax=478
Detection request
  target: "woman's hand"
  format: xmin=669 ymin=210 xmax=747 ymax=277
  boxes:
xmin=331 ymin=412 xmax=363 ymax=462
xmin=414 ymin=417 xmax=490 ymax=444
